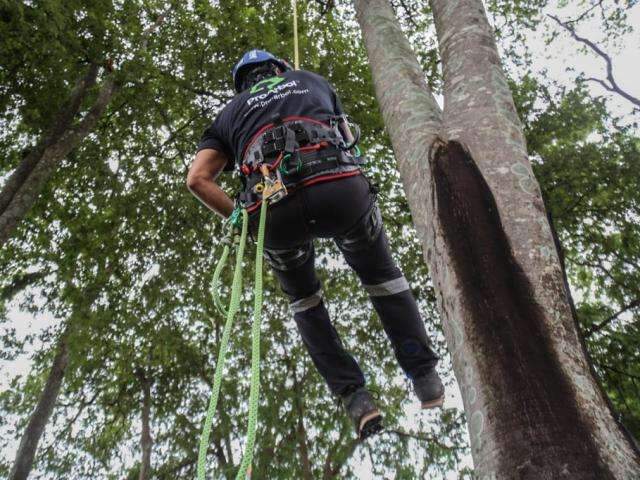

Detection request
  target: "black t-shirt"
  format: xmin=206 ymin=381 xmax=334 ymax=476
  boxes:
xmin=197 ymin=70 xmax=344 ymax=171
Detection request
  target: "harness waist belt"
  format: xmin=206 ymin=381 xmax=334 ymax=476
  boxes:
xmin=239 ymin=118 xmax=365 ymax=209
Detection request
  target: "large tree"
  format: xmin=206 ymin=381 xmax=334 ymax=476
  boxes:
xmin=354 ymin=0 xmax=640 ymax=477
xmin=0 ymin=0 xmax=168 ymax=248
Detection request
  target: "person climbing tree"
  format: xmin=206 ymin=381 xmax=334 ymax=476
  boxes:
xmin=187 ymin=49 xmax=444 ymax=440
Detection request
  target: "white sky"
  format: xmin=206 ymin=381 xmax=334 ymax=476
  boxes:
xmin=2 ymin=2 xmax=639 ymax=479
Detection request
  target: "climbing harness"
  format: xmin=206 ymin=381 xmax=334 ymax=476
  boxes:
xmin=197 ymin=170 xmax=270 ymax=480
xmin=238 ymin=115 xmax=365 ymax=212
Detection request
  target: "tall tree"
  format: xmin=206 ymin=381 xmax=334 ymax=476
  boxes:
xmin=8 ymin=326 xmax=70 ymax=480
xmin=0 ymin=1 xmax=164 ymax=248
xmin=353 ymin=0 xmax=640 ymax=477
xmin=2 ymin=0 xmax=638 ymax=478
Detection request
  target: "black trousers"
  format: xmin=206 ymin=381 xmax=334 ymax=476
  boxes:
xmin=250 ymin=174 xmax=439 ymax=396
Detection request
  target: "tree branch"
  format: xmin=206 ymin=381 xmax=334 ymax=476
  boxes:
xmin=385 ymin=428 xmax=455 ymax=450
xmin=9 ymin=325 xmax=71 ymax=480
xmin=597 ymin=363 xmax=640 ymax=382
xmin=397 ymin=0 xmax=421 ymax=31
xmin=548 ymin=14 xmax=640 ymax=108
xmin=0 ymin=63 xmax=100 ymax=217
xmin=0 ymin=13 xmax=167 ymax=247
xmin=566 ymin=0 xmax=605 ymax=25
xmin=585 ymin=298 xmax=640 ymax=338
xmin=0 ymin=270 xmax=46 ymax=301
xmin=324 ymin=436 xmax=361 ymax=479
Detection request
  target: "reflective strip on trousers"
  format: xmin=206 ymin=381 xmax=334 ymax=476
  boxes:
xmin=291 ymin=288 xmax=323 ymax=313
xmin=363 ymin=276 xmax=409 ymax=297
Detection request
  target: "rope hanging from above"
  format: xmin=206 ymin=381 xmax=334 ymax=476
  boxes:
xmin=292 ymin=0 xmax=300 ymax=69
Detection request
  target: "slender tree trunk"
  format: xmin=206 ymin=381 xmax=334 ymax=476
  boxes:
xmin=353 ymin=0 xmax=640 ymax=478
xmin=9 ymin=326 xmax=70 ymax=480
xmin=292 ymin=378 xmax=313 ymax=480
xmin=0 ymin=63 xmax=100 ymax=217
xmin=7 ymin=271 xmax=109 ymax=480
xmin=137 ymin=372 xmax=153 ymax=480
xmin=0 ymin=74 xmax=118 ymax=247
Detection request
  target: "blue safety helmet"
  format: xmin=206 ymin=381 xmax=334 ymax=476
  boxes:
xmin=232 ymin=49 xmax=291 ymax=93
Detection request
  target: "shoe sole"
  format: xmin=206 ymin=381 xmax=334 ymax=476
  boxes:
xmin=359 ymin=410 xmax=384 ymax=440
xmin=421 ymin=395 xmax=445 ymax=409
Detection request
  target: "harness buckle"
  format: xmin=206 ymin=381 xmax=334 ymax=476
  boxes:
xmin=257 ymin=164 xmax=288 ymax=204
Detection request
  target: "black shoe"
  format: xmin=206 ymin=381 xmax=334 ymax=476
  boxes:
xmin=412 ymin=370 xmax=445 ymax=409
xmin=341 ymin=386 xmax=384 ymax=440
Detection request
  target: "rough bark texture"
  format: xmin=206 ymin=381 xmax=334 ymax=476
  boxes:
xmin=9 ymin=328 xmax=70 ymax=480
xmin=0 ymin=74 xmax=118 ymax=247
xmin=354 ymin=0 xmax=640 ymax=478
xmin=352 ymin=0 xmax=443 ymax=243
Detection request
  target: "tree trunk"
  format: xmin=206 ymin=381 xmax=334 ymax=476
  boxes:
xmin=0 ymin=74 xmax=118 ymax=248
xmin=353 ymin=0 xmax=640 ymax=478
xmin=9 ymin=326 xmax=70 ymax=480
xmin=293 ymin=378 xmax=313 ymax=480
xmin=0 ymin=63 xmax=100 ymax=218
xmin=136 ymin=370 xmax=153 ymax=480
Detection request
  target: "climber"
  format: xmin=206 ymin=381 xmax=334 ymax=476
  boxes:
xmin=187 ymin=49 xmax=444 ymax=440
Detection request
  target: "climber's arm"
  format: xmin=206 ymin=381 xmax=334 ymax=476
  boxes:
xmin=187 ymin=148 xmax=235 ymax=219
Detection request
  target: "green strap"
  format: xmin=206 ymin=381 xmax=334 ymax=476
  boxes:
xmin=197 ymin=209 xmax=248 ymax=480
xmin=235 ymin=198 xmax=268 ymax=479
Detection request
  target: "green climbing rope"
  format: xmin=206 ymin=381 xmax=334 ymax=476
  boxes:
xmin=197 ymin=209 xmax=248 ymax=480
xmin=236 ymin=198 xmax=267 ymax=479
xmin=210 ymin=234 xmax=231 ymax=319
xmin=198 ymin=199 xmax=269 ymax=479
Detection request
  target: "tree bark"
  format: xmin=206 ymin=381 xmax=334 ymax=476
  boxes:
xmin=8 ymin=326 xmax=70 ymax=480
xmin=353 ymin=0 xmax=640 ymax=478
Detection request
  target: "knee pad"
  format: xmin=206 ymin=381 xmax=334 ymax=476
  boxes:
xmin=264 ymin=242 xmax=313 ymax=271
xmin=335 ymin=202 xmax=383 ymax=252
